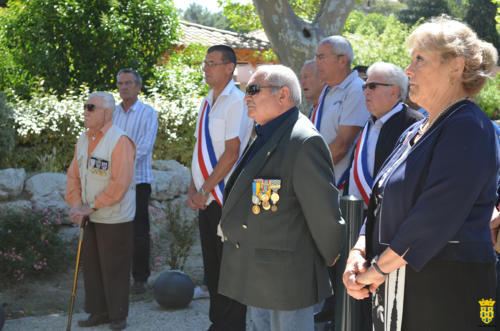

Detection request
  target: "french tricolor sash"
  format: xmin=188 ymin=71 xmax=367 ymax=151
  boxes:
xmin=351 ymin=122 xmax=373 ymax=206
xmin=197 ymin=100 xmax=224 ymax=206
xmin=310 ymin=86 xmax=329 ymax=130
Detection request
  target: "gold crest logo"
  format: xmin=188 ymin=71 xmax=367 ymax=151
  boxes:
xmin=478 ymin=298 xmax=495 ymax=324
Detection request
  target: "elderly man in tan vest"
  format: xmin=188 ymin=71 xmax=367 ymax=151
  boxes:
xmin=65 ymin=91 xmax=136 ymax=330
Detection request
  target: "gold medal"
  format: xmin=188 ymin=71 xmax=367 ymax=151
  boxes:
xmin=271 ymin=192 xmax=279 ymax=203
xmin=260 ymin=193 xmax=269 ymax=202
xmin=271 ymin=205 xmax=278 ymax=212
xmin=252 ymin=205 xmax=261 ymax=214
xmin=262 ymin=200 xmax=271 ymax=210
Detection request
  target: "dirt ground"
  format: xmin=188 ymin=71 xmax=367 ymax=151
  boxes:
xmin=0 ymin=226 xmax=204 ymax=321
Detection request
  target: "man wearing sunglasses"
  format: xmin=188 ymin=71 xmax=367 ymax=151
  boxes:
xmin=66 ymin=92 xmax=136 ymax=330
xmin=314 ymin=36 xmax=369 ymax=191
xmin=217 ymin=65 xmax=345 ymax=331
xmin=113 ymin=68 xmax=158 ymax=295
xmin=187 ymin=45 xmax=252 ymax=331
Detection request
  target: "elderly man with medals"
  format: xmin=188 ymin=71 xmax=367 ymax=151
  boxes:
xmin=218 ymin=64 xmax=345 ymax=331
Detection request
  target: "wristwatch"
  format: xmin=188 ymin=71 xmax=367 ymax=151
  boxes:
xmin=89 ymin=203 xmax=97 ymax=211
xmin=371 ymin=255 xmax=389 ymax=276
xmin=199 ymin=186 xmax=210 ymax=197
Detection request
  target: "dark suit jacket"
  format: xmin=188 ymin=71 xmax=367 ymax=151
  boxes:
xmin=218 ymin=108 xmax=345 ymax=310
xmin=345 ymin=104 xmax=424 ymax=193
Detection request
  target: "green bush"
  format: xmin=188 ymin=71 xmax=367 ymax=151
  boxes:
xmin=0 ymin=208 xmax=70 ymax=287
xmin=0 ymin=92 xmax=14 ymax=168
xmin=476 ymin=73 xmax=500 ymax=119
xmin=0 ymin=0 xmax=179 ymax=98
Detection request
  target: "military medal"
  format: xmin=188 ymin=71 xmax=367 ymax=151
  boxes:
xmin=262 ymin=200 xmax=271 ymax=210
xmin=271 ymin=204 xmax=278 ymax=212
xmin=252 ymin=181 xmax=260 ymax=204
xmin=270 ymin=179 xmax=281 ymax=203
xmin=252 ymin=205 xmax=261 ymax=214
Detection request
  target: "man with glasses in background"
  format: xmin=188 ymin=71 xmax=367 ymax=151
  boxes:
xmin=113 ymin=68 xmax=158 ymax=295
xmin=314 ymin=35 xmax=369 ymax=191
xmin=187 ymin=45 xmax=252 ymax=330
xmin=66 ymin=92 xmax=136 ymax=330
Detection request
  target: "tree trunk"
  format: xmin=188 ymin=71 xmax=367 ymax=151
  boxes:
xmin=253 ymin=0 xmax=357 ymax=75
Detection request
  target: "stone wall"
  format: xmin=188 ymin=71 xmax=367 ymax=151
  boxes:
xmin=0 ymin=160 xmax=197 ymax=228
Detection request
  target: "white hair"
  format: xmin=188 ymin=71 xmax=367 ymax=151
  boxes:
xmin=319 ymin=35 xmax=354 ymax=66
xmin=367 ymin=62 xmax=409 ymax=100
xmin=256 ymin=64 xmax=301 ymax=105
xmin=88 ymin=91 xmax=116 ymax=115
xmin=302 ymin=59 xmax=318 ymax=74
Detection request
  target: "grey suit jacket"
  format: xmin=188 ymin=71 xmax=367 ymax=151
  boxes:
xmin=218 ymin=108 xmax=345 ymax=310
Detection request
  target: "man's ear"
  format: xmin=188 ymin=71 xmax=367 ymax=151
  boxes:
xmin=278 ymin=86 xmax=291 ymax=104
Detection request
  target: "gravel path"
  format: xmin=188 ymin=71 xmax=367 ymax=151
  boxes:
xmin=3 ymin=299 xmax=211 ymax=331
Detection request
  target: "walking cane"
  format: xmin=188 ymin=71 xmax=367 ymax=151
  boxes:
xmin=66 ymin=216 xmax=89 ymax=331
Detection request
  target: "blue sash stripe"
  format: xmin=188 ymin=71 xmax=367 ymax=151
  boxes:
xmin=203 ymin=102 xmax=225 ymax=193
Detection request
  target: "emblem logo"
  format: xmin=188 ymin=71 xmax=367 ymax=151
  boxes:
xmin=478 ymin=298 xmax=495 ymax=324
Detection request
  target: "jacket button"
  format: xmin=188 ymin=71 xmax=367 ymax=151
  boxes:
xmin=242 ymin=224 xmax=247 ymax=229
xmin=224 ymin=236 xmax=228 ymax=241
xmin=236 ymin=243 xmax=240 ymax=248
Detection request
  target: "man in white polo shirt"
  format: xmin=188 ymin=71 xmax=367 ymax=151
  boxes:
xmin=314 ymin=36 xmax=369 ymax=190
xmin=113 ymin=68 xmax=158 ymax=294
xmin=187 ymin=45 xmax=252 ymax=331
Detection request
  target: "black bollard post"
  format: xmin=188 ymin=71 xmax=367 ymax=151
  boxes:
xmin=334 ymin=195 xmax=364 ymax=331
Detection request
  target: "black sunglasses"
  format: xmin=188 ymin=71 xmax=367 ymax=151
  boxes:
xmin=83 ymin=103 xmax=96 ymax=112
xmin=362 ymin=82 xmax=393 ymax=90
xmin=245 ymin=84 xmax=281 ymax=96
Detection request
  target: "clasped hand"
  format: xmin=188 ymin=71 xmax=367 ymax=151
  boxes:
xmin=69 ymin=205 xmax=94 ymax=227
xmin=343 ymin=251 xmax=386 ymax=300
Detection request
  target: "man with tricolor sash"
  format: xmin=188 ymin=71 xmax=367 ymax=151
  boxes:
xmin=314 ymin=36 xmax=369 ymax=191
xmin=187 ymin=45 xmax=252 ymax=331
xmin=346 ymin=62 xmax=423 ymax=208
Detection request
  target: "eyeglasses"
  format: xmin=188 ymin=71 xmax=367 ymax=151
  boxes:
xmin=245 ymin=84 xmax=281 ymax=96
xmin=315 ymin=53 xmax=343 ymax=62
xmin=202 ymin=61 xmax=229 ymax=68
xmin=83 ymin=103 xmax=97 ymax=112
xmin=362 ymin=82 xmax=393 ymax=90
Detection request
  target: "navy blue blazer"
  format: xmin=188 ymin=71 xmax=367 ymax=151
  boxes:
xmin=364 ymin=100 xmax=498 ymax=271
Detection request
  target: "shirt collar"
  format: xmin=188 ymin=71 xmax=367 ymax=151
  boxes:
xmin=118 ymin=99 xmax=141 ymax=113
xmin=255 ymin=107 xmax=295 ymax=141
xmin=370 ymin=102 xmax=403 ymax=125
xmin=332 ymin=70 xmax=358 ymax=90
xmin=207 ymin=79 xmax=236 ymax=104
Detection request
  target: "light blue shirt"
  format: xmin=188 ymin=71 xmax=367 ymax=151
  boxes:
xmin=113 ymin=99 xmax=158 ymax=184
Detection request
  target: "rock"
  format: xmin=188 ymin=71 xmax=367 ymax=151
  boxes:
xmin=0 ymin=168 xmax=26 ymax=200
xmin=152 ymin=160 xmax=189 ymax=176
xmin=0 ymin=200 xmax=32 ymax=214
xmin=58 ymin=226 xmax=80 ymax=242
xmin=151 ymin=169 xmax=190 ymax=201
xmin=26 ymin=173 xmax=70 ymax=221
xmin=166 ymin=195 xmax=197 ymax=223
xmin=25 ymin=173 xmax=67 ymax=197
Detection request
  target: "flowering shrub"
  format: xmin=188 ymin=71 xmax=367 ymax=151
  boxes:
xmin=0 ymin=208 xmax=70 ymax=287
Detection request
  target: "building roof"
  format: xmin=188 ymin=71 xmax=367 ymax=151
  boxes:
xmin=178 ymin=20 xmax=270 ymax=51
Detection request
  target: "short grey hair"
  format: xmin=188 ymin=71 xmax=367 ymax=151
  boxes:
xmin=117 ymin=68 xmax=142 ymax=86
xmin=367 ymin=62 xmax=408 ymax=100
xmin=302 ymin=59 xmax=318 ymax=74
xmin=88 ymin=91 xmax=116 ymax=115
xmin=319 ymin=35 xmax=354 ymax=66
xmin=256 ymin=65 xmax=301 ymax=105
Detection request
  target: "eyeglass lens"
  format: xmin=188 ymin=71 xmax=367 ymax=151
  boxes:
xmin=84 ymin=103 xmax=96 ymax=111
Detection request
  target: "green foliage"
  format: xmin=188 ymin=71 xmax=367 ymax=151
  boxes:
xmin=151 ymin=205 xmax=197 ymax=271
xmin=359 ymin=0 xmax=406 ymax=16
xmin=0 ymin=0 xmax=179 ymax=98
xmin=219 ymin=0 xmax=321 ymax=33
xmin=0 ymin=209 xmax=70 ymax=287
xmin=476 ymin=74 xmax=500 ymax=119
xmin=344 ymin=11 xmax=413 ymax=68
xmin=465 ymin=0 xmax=500 ymax=53
xmin=183 ymin=3 xmax=229 ymax=30
xmin=0 ymin=92 xmax=14 ymax=168
xmin=399 ymin=0 xmax=451 ymax=25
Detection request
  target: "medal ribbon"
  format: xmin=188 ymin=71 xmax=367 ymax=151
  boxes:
xmin=352 ymin=122 xmax=373 ymax=206
xmin=310 ymin=85 xmax=329 ymax=131
xmin=197 ymin=100 xmax=224 ymax=206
